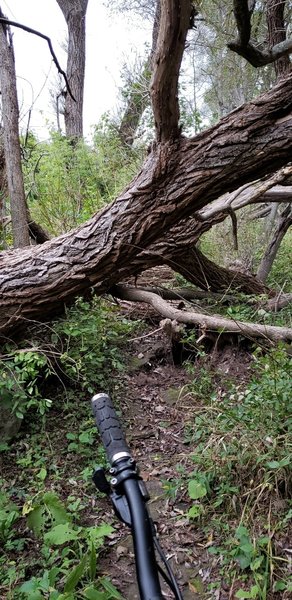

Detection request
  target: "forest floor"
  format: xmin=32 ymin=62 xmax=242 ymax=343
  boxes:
xmin=98 ymin=324 xmax=254 ymax=600
xmin=0 ymin=268 xmax=291 ymax=600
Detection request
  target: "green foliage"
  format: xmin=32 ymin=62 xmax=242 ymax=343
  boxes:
xmin=0 ymin=297 xmax=140 ymax=425
xmin=92 ymin=114 xmax=144 ymax=198
xmin=183 ymin=346 xmax=291 ymax=593
xmin=53 ymin=296 xmax=140 ymax=394
xmin=21 ymin=124 xmax=143 ymax=239
xmin=0 ymin=350 xmax=53 ymax=420
xmin=16 ymin=506 xmax=119 ymax=599
xmin=0 ymin=491 xmax=20 ymax=542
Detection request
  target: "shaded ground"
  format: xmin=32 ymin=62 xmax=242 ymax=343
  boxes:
xmin=96 ymin=326 xmax=255 ymax=599
xmin=0 ymin=268 xmax=290 ymax=599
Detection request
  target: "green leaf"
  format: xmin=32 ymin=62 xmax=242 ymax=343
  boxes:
xmin=273 ymin=581 xmax=286 ymax=592
xmin=44 ymin=523 xmax=80 ymax=546
xmin=100 ymin=577 xmax=123 ymax=598
xmin=37 ymin=467 xmax=47 ymax=481
xmin=43 ymin=492 xmax=70 ymax=525
xmin=235 ymin=587 xmax=259 ymax=599
xmin=27 ymin=506 xmax=45 ymax=534
xmin=187 ymin=505 xmax=202 ymax=519
xmin=188 ymin=480 xmax=207 ymax=500
xmin=87 ymin=524 xmax=114 ymax=546
xmin=83 ymin=587 xmax=108 ymax=600
xmin=236 ymin=553 xmax=252 ymax=569
xmin=64 ymin=555 xmax=87 ymax=593
xmin=250 ymin=555 xmax=264 ymax=571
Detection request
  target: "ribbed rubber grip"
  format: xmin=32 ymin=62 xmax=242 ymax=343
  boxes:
xmin=91 ymin=393 xmax=131 ymax=465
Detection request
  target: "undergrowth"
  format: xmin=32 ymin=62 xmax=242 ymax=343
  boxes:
xmin=182 ymin=346 xmax=291 ymax=598
xmin=0 ymin=296 xmax=141 ymax=425
xmin=0 ymin=297 xmax=142 ymax=599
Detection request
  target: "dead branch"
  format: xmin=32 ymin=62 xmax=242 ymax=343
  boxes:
xmin=0 ymin=17 xmax=75 ymax=101
xmin=111 ymin=284 xmax=292 ymax=343
xmin=122 ymin=284 xmax=234 ymax=303
xmin=197 ymin=166 xmax=292 ymax=221
xmin=266 ymin=293 xmax=292 ymax=312
xmin=256 ymin=203 xmax=292 ymax=282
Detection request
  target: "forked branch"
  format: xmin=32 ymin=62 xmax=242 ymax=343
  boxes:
xmin=228 ymin=0 xmax=292 ymax=69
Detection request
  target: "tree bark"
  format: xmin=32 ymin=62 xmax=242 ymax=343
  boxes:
xmin=150 ymin=0 xmax=193 ymax=141
xmin=0 ymin=11 xmax=30 ymax=248
xmin=267 ymin=0 xmax=291 ymax=78
xmin=256 ymin=203 xmax=292 ymax=283
xmin=0 ymin=74 xmax=291 ymax=335
xmin=56 ymin=0 xmax=88 ymax=138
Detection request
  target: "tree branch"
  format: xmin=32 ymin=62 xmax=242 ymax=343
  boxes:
xmin=150 ymin=0 xmax=192 ymax=142
xmin=111 ymin=284 xmax=292 ymax=343
xmin=228 ymin=0 xmax=292 ymax=69
xmin=0 ymin=17 xmax=75 ymax=101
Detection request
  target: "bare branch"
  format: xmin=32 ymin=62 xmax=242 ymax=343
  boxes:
xmin=0 ymin=17 xmax=75 ymax=101
xmin=111 ymin=284 xmax=292 ymax=343
xmin=228 ymin=0 xmax=292 ymax=69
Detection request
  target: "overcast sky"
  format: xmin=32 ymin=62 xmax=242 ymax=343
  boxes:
xmin=2 ymin=0 xmax=152 ymax=141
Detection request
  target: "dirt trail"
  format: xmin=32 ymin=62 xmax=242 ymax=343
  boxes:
xmin=98 ymin=324 xmax=244 ymax=600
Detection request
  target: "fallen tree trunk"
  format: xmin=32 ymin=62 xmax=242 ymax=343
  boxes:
xmin=1 ymin=0 xmax=292 ymax=339
xmin=0 ymin=74 xmax=292 ymax=335
xmin=112 ymin=284 xmax=292 ymax=343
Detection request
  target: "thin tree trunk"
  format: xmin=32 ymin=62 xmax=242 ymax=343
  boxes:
xmin=267 ymin=0 xmax=291 ymax=78
xmin=118 ymin=0 xmax=161 ymax=146
xmin=0 ymin=10 xmax=29 ymax=248
xmin=56 ymin=0 xmax=88 ymax=138
xmin=257 ymin=203 xmax=292 ymax=283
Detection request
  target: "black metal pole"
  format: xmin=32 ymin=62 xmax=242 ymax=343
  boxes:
xmin=123 ymin=478 xmax=163 ymax=600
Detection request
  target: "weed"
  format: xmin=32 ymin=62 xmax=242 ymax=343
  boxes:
xmin=183 ymin=346 xmax=291 ymax=595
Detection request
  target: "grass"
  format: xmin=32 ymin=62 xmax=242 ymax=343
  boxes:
xmin=180 ymin=346 xmax=292 ymax=598
xmin=0 ymin=297 xmax=142 ymax=600
xmin=0 ymin=392 xmax=126 ymax=600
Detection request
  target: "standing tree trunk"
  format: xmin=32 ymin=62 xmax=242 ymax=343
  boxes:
xmin=0 ymin=9 xmax=29 ymax=248
xmin=267 ymin=0 xmax=291 ymax=79
xmin=118 ymin=0 xmax=161 ymax=146
xmin=257 ymin=203 xmax=292 ymax=283
xmin=56 ymin=0 xmax=88 ymax=138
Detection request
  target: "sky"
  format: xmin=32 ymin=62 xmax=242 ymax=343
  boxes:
xmin=1 ymin=0 xmax=152 ymax=141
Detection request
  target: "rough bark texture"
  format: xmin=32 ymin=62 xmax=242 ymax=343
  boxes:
xmin=56 ymin=0 xmax=88 ymax=138
xmin=0 ymin=12 xmax=30 ymax=247
xmin=0 ymin=75 xmax=291 ymax=335
xmin=150 ymin=0 xmax=193 ymax=141
xmin=267 ymin=0 xmax=291 ymax=78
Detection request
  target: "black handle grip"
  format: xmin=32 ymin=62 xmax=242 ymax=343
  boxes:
xmin=91 ymin=393 xmax=131 ymax=465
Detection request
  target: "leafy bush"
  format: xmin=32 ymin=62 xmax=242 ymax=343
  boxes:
xmin=53 ymin=296 xmax=140 ymax=394
xmin=0 ymin=297 xmax=140 ymax=427
xmin=21 ymin=121 xmax=144 ymax=239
